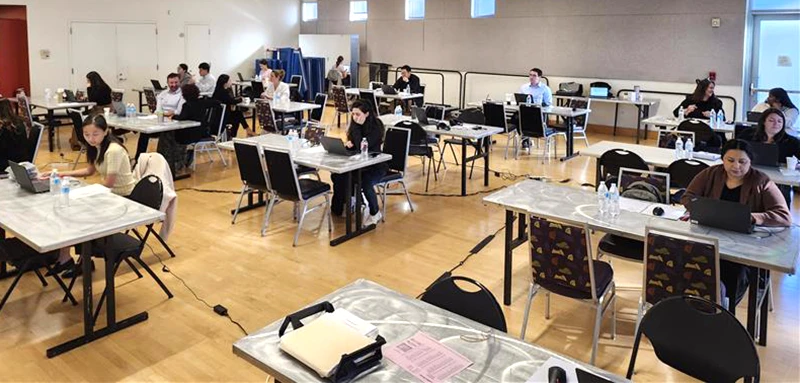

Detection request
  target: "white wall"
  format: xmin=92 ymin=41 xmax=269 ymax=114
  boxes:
xmin=7 ymin=0 xmax=300 ymax=97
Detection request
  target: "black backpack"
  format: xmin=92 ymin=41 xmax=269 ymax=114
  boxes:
xmin=621 ymin=180 xmax=663 ymax=203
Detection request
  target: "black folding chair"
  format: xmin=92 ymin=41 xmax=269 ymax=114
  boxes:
xmin=421 ymin=274 xmax=507 ymax=332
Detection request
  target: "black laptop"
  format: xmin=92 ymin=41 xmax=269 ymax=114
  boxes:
xmin=381 ymin=84 xmax=398 ymax=95
xmin=64 ymin=89 xmax=77 ymax=102
xmin=321 ymin=136 xmax=358 ymax=156
xmin=746 ymin=111 xmax=762 ymax=123
xmin=251 ymin=81 xmax=264 ymax=98
xmin=150 ymin=79 xmax=165 ymax=91
xmin=750 ymin=142 xmax=780 ymax=167
xmin=514 ymin=93 xmax=529 ymax=104
xmin=9 ymin=161 xmax=49 ymax=193
xmin=237 ymin=72 xmax=245 ymax=82
xmin=411 ymin=106 xmax=437 ymax=125
xmin=688 ymin=197 xmax=753 ymax=234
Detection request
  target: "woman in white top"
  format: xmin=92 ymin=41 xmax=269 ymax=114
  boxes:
xmin=46 ymin=113 xmax=138 ymax=274
xmin=258 ymin=59 xmax=273 ymax=89
xmin=752 ymin=88 xmax=799 ymax=137
xmin=261 ymin=69 xmax=290 ymax=101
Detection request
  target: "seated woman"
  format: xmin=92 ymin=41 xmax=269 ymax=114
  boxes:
xmin=48 ymin=113 xmax=138 ymax=273
xmin=763 ymin=88 xmax=798 ymax=137
xmin=681 ymin=139 xmax=791 ymax=308
xmin=212 ymin=74 xmax=249 ymax=138
xmin=86 ymin=71 xmax=112 ymax=107
xmin=673 ymin=78 xmax=724 ymax=119
xmin=0 ymin=98 xmax=31 ymax=174
xmin=330 ymin=100 xmax=387 ymax=225
xmin=261 ymin=69 xmax=290 ymax=101
xmin=171 ymin=84 xmax=212 ymax=170
xmin=740 ymin=108 xmax=800 ymax=167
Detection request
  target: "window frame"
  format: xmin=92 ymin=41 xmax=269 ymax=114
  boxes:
xmin=470 ymin=0 xmax=495 ymax=19
xmin=350 ymin=0 xmax=369 ymax=22
xmin=405 ymin=0 xmax=425 ymax=20
xmin=302 ymin=2 xmax=318 ymax=22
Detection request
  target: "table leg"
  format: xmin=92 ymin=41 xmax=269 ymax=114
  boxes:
xmin=47 ymin=109 xmax=56 ymax=152
xmin=483 ymin=137 xmax=490 ymax=187
xmin=612 ymin=104 xmax=620 ymax=136
xmin=503 ymin=210 xmax=515 ymax=305
xmin=105 ymin=251 xmax=116 ymax=326
xmin=642 ymin=105 xmax=651 ymax=141
xmin=560 ymin=116 xmax=577 ymax=161
xmin=746 ymin=266 xmax=758 ymax=342
xmin=461 ymin=139 xmax=468 ymax=196
xmin=138 ymin=91 xmax=144 ymax=113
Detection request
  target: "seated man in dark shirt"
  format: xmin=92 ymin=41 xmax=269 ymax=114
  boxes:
xmin=392 ymin=65 xmax=422 ymax=94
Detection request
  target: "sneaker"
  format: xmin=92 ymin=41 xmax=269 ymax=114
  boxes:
xmin=61 ymin=259 xmax=95 ymax=279
xmin=521 ymin=138 xmax=531 ymax=149
xmin=46 ymin=258 xmax=75 ymax=276
xmin=363 ymin=211 xmax=382 ymax=227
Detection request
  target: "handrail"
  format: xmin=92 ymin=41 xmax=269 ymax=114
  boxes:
xmin=462 ymin=71 xmax=549 ymax=109
xmin=615 ymin=89 xmax=738 ymax=120
xmin=393 ymin=67 xmax=451 ymax=106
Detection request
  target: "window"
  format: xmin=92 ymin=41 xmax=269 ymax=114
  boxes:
xmin=350 ymin=1 xmax=368 ymax=21
xmin=471 ymin=0 xmax=495 ymax=18
xmin=302 ymin=2 xmax=318 ymax=22
xmin=751 ymin=0 xmax=800 ymax=10
xmin=406 ymin=0 xmax=425 ymax=20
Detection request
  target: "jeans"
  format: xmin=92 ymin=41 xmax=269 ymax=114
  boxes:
xmin=331 ymin=166 xmax=386 ymax=216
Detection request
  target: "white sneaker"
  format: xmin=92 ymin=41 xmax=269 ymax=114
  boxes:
xmin=363 ymin=210 xmax=382 ymax=227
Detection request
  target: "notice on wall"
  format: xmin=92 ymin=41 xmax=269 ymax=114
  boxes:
xmin=777 ymin=55 xmax=792 ymax=67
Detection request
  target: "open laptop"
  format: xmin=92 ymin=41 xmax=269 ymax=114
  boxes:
xmin=64 ymin=89 xmax=77 ymax=102
xmin=750 ymin=142 xmax=780 ymax=167
xmin=589 ymin=86 xmax=610 ymax=99
xmin=251 ymin=81 xmax=264 ymax=98
xmin=237 ymin=72 xmax=245 ymax=82
xmin=150 ymin=79 xmax=165 ymax=91
xmin=746 ymin=111 xmax=762 ymax=123
xmin=380 ymin=84 xmax=398 ymax=95
xmin=514 ymin=93 xmax=530 ymax=104
xmin=688 ymin=197 xmax=753 ymax=234
xmin=411 ymin=106 xmax=439 ymax=125
xmin=321 ymin=136 xmax=358 ymax=156
xmin=9 ymin=161 xmax=49 ymax=193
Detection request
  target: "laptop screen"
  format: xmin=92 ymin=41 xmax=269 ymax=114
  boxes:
xmin=590 ymin=87 xmax=607 ymax=97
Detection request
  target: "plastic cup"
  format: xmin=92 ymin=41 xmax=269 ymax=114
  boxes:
xmin=787 ymin=156 xmax=798 ymax=171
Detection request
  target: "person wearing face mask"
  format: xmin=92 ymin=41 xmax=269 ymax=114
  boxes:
xmin=673 ymin=78 xmax=724 ymax=119
xmin=681 ymin=139 xmax=791 ymax=308
xmin=330 ymin=99 xmax=387 ymax=226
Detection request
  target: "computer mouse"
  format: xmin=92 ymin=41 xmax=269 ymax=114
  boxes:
xmin=653 ymin=206 xmax=665 ymax=216
xmin=548 ymin=366 xmax=567 ymax=383
xmin=472 ymin=126 xmax=483 ymax=130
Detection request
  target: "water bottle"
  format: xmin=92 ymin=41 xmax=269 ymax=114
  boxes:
xmin=675 ymin=136 xmax=684 ymax=159
xmin=286 ymin=129 xmax=295 ymax=152
xmin=608 ymin=183 xmax=620 ymax=217
xmin=59 ymin=176 xmax=70 ymax=207
xmin=156 ymin=107 xmax=164 ymax=123
xmin=360 ymin=137 xmax=368 ymax=158
xmin=684 ymin=138 xmax=694 ymax=159
xmin=526 ymin=94 xmax=532 ymax=104
xmin=405 ymin=84 xmax=410 ymax=94
xmin=678 ymin=106 xmax=685 ymax=121
xmin=394 ymin=105 xmax=403 ymax=116
xmin=716 ymin=110 xmax=725 ymax=129
xmin=709 ymin=109 xmax=717 ymax=129
xmin=49 ymin=169 xmax=59 ymax=194
xmin=597 ymin=182 xmax=609 ymax=216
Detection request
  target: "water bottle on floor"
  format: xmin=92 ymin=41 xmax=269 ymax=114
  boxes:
xmin=597 ymin=182 xmax=608 ymax=217
xmin=360 ymin=137 xmax=368 ymax=158
xmin=684 ymin=138 xmax=694 ymax=159
xmin=675 ymin=136 xmax=684 ymax=159
xmin=608 ymin=183 xmax=620 ymax=217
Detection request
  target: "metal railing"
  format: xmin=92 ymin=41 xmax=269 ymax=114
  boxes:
xmin=393 ymin=67 xmax=462 ymax=107
xmin=462 ymin=71 xmax=549 ymax=109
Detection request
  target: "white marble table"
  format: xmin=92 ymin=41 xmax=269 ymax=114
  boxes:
xmin=0 ymin=179 xmax=164 ymax=357
xmin=483 ymin=179 xmax=799 ymax=345
xmin=380 ymin=114 xmax=504 ymax=196
xmin=580 ymin=141 xmax=800 ymax=187
xmin=233 ymin=279 xmax=627 ymax=383
xmin=105 ymin=114 xmax=201 ymax=134
xmin=10 ymin=97 xmax=97 ymax=152
xmin=346 ymin=87 xmax=423 ymax=101
xmin=642 ymin=115 xmax=735 ymax=133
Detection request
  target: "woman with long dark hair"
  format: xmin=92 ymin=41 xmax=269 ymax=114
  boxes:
xmin=673 ymin=78 xmax=723 ymax=119
xmin=85 ymin=71 xmax=112 ymax=106
xmin=212 ymin=74 xmax=249 ymax=138
xmin=330 ymin=99 xmax=387 ymax=225
xmin=0 ymin=98 xmax=31 ymax=173
xmin=764 ymin=88 xmax=798 ymax=136
xmin=740 ymin=108 xmax=800 ymax=167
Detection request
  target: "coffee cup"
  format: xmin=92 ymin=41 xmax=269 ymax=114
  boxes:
xmin=103 ymin=107 xmax=111 ymax=115
xmin=786 ymin=156 xmax=798 ymax=171
xmin=243 ymin=97 xmax=251 ymax=105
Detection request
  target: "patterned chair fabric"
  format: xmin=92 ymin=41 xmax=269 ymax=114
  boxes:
xmin=303 ymin=125 xmax=326 ymax=146
xmin=143 ymin=89 xmax=158 ymax=113
xmin=644 ymin=230 xmax=719 ymax=306
xmin=16 ymin=94 xmax=34 ymax=128
xmin=332 ymin=86 xmax=349 ymax=114
xmin=529 ymin=216 xmax=612 ymax=300
xmin=111 ymin=91 xmax=124 ymax=103
xmin=256 ymin=100 xmax=278 ymax=133
xmin=657 ymin=130 xmax=695 ymax=149
xmin=568 ymin=98 xmax=589 ymax=127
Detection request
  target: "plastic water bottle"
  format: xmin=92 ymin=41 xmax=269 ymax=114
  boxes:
xmin=675 ymin=136 xmax=684 ymax=159
xmin=405 ymin=84 xmax=410 ymax=94
xmin=360 ymin=137 xmax=368 ymax=158
xmin=597 ymin=182 xmax=609 ymax=216
xmin=59 ymin=176 xmax=70 ymax=207
xmin=286 ymin=130 xmax=295 ymax=152
xmin=684 ymin=138 xmax=694 ymax=159
xmin=156 ymin=107 xmax=164 ymax=123
xmin=716 ymin=110 xmax=725 ymax=129
xmin=678 ymin=106 xmax=685 ymax=121
xmin=394 ymin=105 xmax=403 ymax=116
xmin=526 ymin=94 xmax=532 ymax=105
xmin=709 ymin=109 xmax=717 ymax=129
xmin=608 ymin=183 xmax=620 ymax=217
xmin=49 ymin=169 xmax=59 ymax=194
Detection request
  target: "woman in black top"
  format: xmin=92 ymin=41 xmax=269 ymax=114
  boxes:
xmin=212 ymin=74 xmax=249 ymax=138
xmin=672 ymin=78 xmax=724 ymax=119
xmin=86 ymin=71 xmax=112 ymax=107
xmin=0 ymin=98 xmax=31 ymax=174
xmin=330 ymin=99 xmax=387 ymax=225
xmin=740 ymin=108 xmax=800 ymax=167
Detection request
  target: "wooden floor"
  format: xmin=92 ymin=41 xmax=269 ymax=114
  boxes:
xmin=2 ymin=108 xmax=798 ymax=382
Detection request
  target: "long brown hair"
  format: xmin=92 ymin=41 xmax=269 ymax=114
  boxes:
xmin=0 ymin=98 xmax=24 ymax=132
xmin=690 ymin=78 xmax=715 ymax=103
xmin=753 ymin=108 xmax=788 ymax=142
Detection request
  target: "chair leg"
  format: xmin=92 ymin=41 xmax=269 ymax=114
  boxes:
xmin=216 ymin=146 xmax=227 ymax=166
xmin=133 ymin=255 xmax=173 ymax=299
xmin=380 ymin=185 xmax=387 ymax=223
xmin=231 ymin=186 xmax=248 ymax=224
xmin=0 ymin=269 xmax=26 ymax=313
xmin=124 ymin=257 xmax=143 ymax=278
xmin=634 ymin=296 xmax=644 ymax=339
xmin=33 ymin=268 xmax=48 ymax=287
xmin=293 ymin=201 xmax=309 ymax=247
xmin=191 ymin=147 xmax=198 ymax=171
xmin=590 ymin=301 xmax=603 ymax=365
xmin=261 ymin=194 xmax=278 ymax=237
xmin=49 ymin=270 xmax=78 ymax=306
xmin=401 ymin=181 xmax=414 ymax=212
xmin=425 ymin=158 xmax=432 ymax=193
xmin=318 ymin=195 xmax=331 ymax=233
xmin=519 ymin=283 xmax=539 ymax=340
xmin=610 ymin=285 xmax=617 ymax=340
xmin=326 ymin=195 xmax=333 ymax=233
xmin=448 ymin=142 xmax=459 ymax=166
xmin=545 ymin=291 xmax=551 ymax=319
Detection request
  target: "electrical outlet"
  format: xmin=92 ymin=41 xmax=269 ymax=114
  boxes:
xmin=711 ymin=17 xmax=721 ymax=28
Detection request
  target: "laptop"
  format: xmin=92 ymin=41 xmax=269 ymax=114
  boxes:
xmin=688 ymin=197 xmax=753 ymax=234
xmin=9 ymin=161 xmax=50 ymax=193
xmin=64 ymin=89 xmax=77 ymax=102
xmin=251 ymin=81 xmax=264 ymax=98
xmin=589 ymin=86 xmax=609 ymax=98
xmin=750 ymin=142 xmax=780 ymax=167
xmin=150 ymin=79 xmax=165 ymax=91
xmin=112 ymin=100 xmax=127 ymax=116
xmin=380 ymin=84 xmax=398 ymax=95
xmin=237 ymin=72 xmax=245 ymax=82
xmin=321 ymin=136 xmax=358 ymax=156
xmin=746 ymin=111 xmax=762 ymax=123
xmin=514 ymin=93 xmax=530 ymax=104
xmin=411 ymin=106 xmax=438 ymax=125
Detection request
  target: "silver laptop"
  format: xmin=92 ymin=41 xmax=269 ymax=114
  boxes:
xmin=9 ymin=161 xmax=49 ymax=193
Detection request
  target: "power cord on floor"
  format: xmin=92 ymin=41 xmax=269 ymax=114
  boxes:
xmin=175 ymin=187 xmax=241 ymax=194
xmin=145 ymin=243 xmax=249 ymax=336
xmin=416 ymin=224 xmax=505 ymax=299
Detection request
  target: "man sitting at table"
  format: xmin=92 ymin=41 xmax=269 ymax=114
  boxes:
xmin=519 ymin=67 xmax=553 ymax=106
xmin=135 ymin=73 xmax=185 ymax=159
xmin=392 ymin=65 xmax=421 ymax=94
xmin=195 ymin=62 xmax=216 ymax=94
xmin=681 ymin=139 xmax=791 ymax=309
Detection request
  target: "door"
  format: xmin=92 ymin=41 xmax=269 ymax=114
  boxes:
xmin=747 ymin=14 xmax=800 ymax=110
xmin=116 ymin=23 xmax=158 ymax=103
xmin=184 ymin=24 xmax=211 ymax=73
xmin=0 ymin=17 xmax=29 ymax=97
xmin=70 ymin=22 xmax=117 ymax=92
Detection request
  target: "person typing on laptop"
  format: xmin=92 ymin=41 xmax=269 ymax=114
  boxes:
xmin=681 ymin=139 xmax=791 ymax=308
xmin=330 ymin=100 xmax=387 ymax=226
xmin=739 ymin=108 xmax=800 ymax=169
xmin=518 ymin=68 xmax=553 ymax=106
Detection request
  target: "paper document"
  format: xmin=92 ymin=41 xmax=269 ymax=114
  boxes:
xmin=325 ymin=308 xmax=379 ymax=338
xmin=618 ymin=197 xmax=652 ymax=213
xmin=384 ymin=331 xmax=472 ymax=383
xmin=779 ymin=168 xmax=800 ymax=177
xmin=69 ymin=184 xmax=110 ymax=199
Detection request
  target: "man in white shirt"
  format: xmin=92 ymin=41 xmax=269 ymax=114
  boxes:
xmin=195 ymin=62 xmax=216 ymax=94
xmin=138 ymin=73 xmax=185 ymax=159
xmin=519 ymin=68 xmax=553 ymax=106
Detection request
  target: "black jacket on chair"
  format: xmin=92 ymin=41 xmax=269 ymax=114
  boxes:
xmin=173 ymin=99 xmax=217 ymax=144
